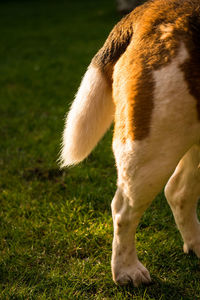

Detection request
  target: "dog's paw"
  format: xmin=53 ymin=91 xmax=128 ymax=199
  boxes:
xmin=183 ymin=241 xmax=200 ymax=258
xmin=113 ymin=261 xmax=151 ymax=287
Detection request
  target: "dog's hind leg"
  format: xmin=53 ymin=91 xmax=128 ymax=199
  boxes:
xmin=111 ymin=139 xmax=187 ymax=287
xmin=165 ymin=145 xmax=200 ymax=257
xmin=111 ymin=183 xmax=152 ymax=287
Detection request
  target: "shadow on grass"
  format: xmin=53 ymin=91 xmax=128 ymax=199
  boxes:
xmin=115 ymin=277 xmax=188 ymax=299
xmin=22 ymin=166 xmax=66 ymax=181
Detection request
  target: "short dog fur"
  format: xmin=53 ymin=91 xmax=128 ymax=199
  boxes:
xmin=60 ymin=0 xmax=200 ymax=286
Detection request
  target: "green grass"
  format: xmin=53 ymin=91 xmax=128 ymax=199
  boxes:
xmin=0 ymin=0 xmax=200 ymax=299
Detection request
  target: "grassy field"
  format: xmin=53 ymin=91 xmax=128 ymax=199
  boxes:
xmin=1 ymin=0 xmax=200 ymax=299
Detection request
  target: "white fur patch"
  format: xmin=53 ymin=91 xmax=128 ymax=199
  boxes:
xmin=160 ymin=23 xmax=174 ymax=40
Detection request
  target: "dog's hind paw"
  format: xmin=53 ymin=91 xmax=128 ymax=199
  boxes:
xmin=183 ymin=241 xmax=200 ymax=258
xmin=113 ymin=261 xmax=151 ymax=287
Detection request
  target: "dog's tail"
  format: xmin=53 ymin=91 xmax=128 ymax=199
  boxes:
xmin=60 ymin=65 xmax=114 ymax=167
xmin=60 ymin=13 xmax=134 ymax=167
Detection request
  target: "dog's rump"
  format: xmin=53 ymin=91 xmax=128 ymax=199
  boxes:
xmin=113 ymin=0 xmax=200 ymax=142
xmin=60 ymin=0 xmax=200 ymax=167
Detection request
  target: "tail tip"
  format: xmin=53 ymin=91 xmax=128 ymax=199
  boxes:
xmin=58 ymin=147 xmax=83 ymax=168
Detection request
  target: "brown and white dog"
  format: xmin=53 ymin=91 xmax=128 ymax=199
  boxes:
xmin=60 ymin=0 xmax=200 ymax=287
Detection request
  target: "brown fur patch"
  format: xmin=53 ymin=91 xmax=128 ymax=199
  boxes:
xmin=92 ymin=13 xmax=134 ymax=82
xmin=112 ymin=0 xmax=200 ymax=142
xmin=180 ymin=12 xmax=200 ymax=120
xmin=93 ymin=14 xmax=133 ymax=68
xmin=91 ymin=3 xmax=149 ymax=81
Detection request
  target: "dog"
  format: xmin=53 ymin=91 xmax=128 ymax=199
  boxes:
xmin=60 ymin=0 xmax=200 ymax=287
